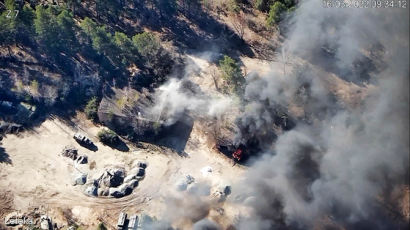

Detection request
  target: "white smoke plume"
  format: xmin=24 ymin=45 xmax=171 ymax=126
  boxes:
xmin=150 ymin=78 xmax=233 ymax=125
xmin=149 ymin=1 xmax=409 ymax=229
xmin=232 ymin=1 xmax=409 ymax=229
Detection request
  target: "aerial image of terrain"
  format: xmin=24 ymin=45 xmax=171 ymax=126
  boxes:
xmin=0 ymin=0 xmax=409 ymax=229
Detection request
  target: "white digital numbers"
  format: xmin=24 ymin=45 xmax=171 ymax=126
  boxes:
xmin=6 ymin=10 xmax=19 ymax=19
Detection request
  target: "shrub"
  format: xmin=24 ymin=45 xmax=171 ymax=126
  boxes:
xmin=132 ymin=32 xmax=173 ymax=79
xmin=132 ymin=32 xmax=161 ymax=62
xmin=253 ymin=0 xmax=274 ymax=12
xmin=267 ymin=2 xmax=287 ymax=26
xmin=84 ymin=97 xmax=98 ymax=121
xmin=97 ymin=129 xmax=120 ymax=146
xmin=97 ymin=223 xmax=107 ymax=230
xmin=219 ymin=55 xmax=244 ymax=94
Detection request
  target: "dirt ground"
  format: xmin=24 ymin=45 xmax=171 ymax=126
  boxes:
xmin=0 ymin=113 xmax=245 ymax=229
xmin=0 ymin=53 xmax=372 ymax=229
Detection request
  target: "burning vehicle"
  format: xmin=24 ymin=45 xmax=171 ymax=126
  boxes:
xmin=214 ymin=102 xmax=296 ymax=164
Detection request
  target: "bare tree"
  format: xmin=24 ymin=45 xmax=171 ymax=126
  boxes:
xmin=231 ymin=11 xmax=246 ymax=40
xmin=210 ymin=66 xmax=220 ymax=92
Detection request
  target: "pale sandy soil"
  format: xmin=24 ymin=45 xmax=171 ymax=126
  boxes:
xmin=0 ymin=114 xmax=244 ymax=229
xmin=0 ymin=52 xmax=372 ymax=229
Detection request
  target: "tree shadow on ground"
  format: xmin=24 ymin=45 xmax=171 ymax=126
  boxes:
xmin=104 ymin=139 xmax=130 ymax=152
xmin=123 ymin=4 xmax=255 ymax=60
xmin=307 ymin=48 xmax=379 ymax=86
xmin=76 ymin=141 xmax=99 ymax=152
xmin=152 ymin=115 xmax=194 ymax=154
xmin=0 ymin=146 xmax=12 ymax=165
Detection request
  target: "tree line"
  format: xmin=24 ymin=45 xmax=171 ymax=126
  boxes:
xmin=0 ymin=0 xmax=173 ymax=85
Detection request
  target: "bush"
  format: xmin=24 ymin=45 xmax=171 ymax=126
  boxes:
xmin=97 ymin=129 xmax=120 ymax=146
xmin=253 ymin=0 xmax=274 ymax=12
xmin=84 ymin=97 xmax=98 ymax=121
xmin=267 ymin=2 xmax=286 ymax=26
xmin=219 ymin=55 xmax=244 ymax=94
xmin=132 ymin=32 xmax=161 ymax=62
xmin=132 ymin=32 xmax=173 ymax=79
xmin=97 ymin=223 xmax=107 ymax=230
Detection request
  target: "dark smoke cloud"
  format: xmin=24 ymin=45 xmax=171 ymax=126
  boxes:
xmin=148 ymin=1 xmax=408 ymax=229
xmin=192 ymin=219 xmax=221 ymax=230
xmin=232 ymin=1 xmax=409 ymax=229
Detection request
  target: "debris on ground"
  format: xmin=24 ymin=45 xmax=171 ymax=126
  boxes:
xmin=84 ymin=162 xmax=148 ymax=198
xmin=61 ymin=146 xmax=88 ymax=164
xmin=200 ymin=166 xmax=213 ymax=177
xmin=212 ymin=183 xmax=232 ymax=202
xmin=176 ymin=175 xmax=195 ymax=191
xmin=0 ymin=122 xmax=23 ymax=135
xmin=72 ymin=173 xmax=87 ymax=186
xmin=40 ymin=215 xmax=52 ymax=230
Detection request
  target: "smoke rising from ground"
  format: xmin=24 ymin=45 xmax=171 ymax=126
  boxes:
xmin=150 ymin=78 xmax=233 ymax=125
xmin=150 ymin=1 xmax=409 ymax=229
xmin=232 ymin=1 xmax=409 ymax=229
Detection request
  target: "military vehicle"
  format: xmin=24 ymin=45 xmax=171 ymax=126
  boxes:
xmin=73 ymin=133 xmax=93 ymax=145
xmin=73 ymin=133 xmax=96 ymax=151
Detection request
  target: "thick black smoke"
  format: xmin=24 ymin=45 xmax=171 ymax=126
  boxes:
xmin=232 ymin=1 xmax=409 ymax=229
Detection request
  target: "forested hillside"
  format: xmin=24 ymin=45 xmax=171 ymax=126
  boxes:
xmin=0 ymin=0 xmax=295 ymax=123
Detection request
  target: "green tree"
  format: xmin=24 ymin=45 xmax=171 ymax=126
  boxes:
xmin=80 ymin=18 xmax=117 ymax=61
xmin=0 ymin=16 xmax=16 ymax=56
xmin=0 ymin=0 xmax=18 ymax=55
xmin=80 ymin=17 xmax=98 ymax=36
xmin=219 ymin=55 xmax=244 ymax=94
xmin=283 ymin=0 xmax=295 ymax=7
xmin=267 ymin=1 xmax=286 ymax=26
xmin=113 ymin=32 xmax=135 ymax=65
xmin=253 ymin=0 xmax=274 ymax=12
xmin=34 ymin=5 xmax=58 ymax=51
xmin=132 ymin=32 xmax=160 ymax=60
xmin=132 ymin=31 xmax=173 ymax=80
xmin=84 ymin=97 xmax=99 ymax=121
xmin=56 ymin=9 xmax=77 ymax=53
xmin=97 ymin=129 xmax=120 ymax=146
xmin=96 ymin=0 xmax=121 ymax=20
xmin=16 ymin=4 xmax=36 ymax=44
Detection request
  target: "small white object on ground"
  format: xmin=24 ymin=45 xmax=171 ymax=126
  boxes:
xmin=200 ymin=166 xmax=213 ymax=177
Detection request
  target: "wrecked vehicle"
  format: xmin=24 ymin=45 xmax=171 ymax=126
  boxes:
xmin=73 ymin=133 xmax=94 ymax=146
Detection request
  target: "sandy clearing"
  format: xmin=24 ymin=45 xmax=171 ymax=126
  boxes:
xmin=0 ymin=114 xmax=243 ymax=228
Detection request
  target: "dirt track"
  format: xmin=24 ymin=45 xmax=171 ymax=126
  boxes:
xmin=0 ymin=114 xmax=244 ymax=228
